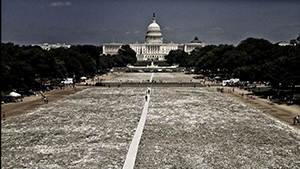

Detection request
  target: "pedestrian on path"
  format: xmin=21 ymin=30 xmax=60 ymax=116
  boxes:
xmin=44 ymin=97 xmax=48 ymax=104
xmin=145 ymin=95 xmax=148 ymax=102
xmin=293 ymin=117 xmax=297 ymax=125
xmin=3 ymin=111 xmax=5 ymax=121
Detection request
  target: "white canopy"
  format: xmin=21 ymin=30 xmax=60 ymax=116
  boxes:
xmin=80 ymin=76 xmax=87 ymax=80
xmin=7 ymin=92 xmax=21 ymax=97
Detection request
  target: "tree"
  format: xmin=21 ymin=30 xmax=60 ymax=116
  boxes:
xmin=165 ymin=50 xmax=188 ymax=66
xmin=99 ymin=55 xmax=113 ymax=71
xmin=118 ymin=45 xmax=137 ymax=65
xmin=222 ymin=49 xmax=247 ymax=77
xmin=76 ymin=45 xmax=102 ymax=70
xmin=290 ymin=35 xmax=300 ymax=46
xmin=290 ymin=39 xmax=297 ymax=46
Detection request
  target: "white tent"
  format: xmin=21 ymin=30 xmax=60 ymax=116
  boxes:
xmin=80 ymin=76 xmax=87 ymax=80
xmin=7 ymin=92 xmax=21 ymax=97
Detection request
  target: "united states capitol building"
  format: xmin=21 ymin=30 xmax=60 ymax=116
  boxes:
xmin=103 ymin=14 xmax=205 ymax=61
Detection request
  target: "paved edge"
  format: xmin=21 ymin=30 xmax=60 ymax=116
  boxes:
xmin=123 ymin=89 xmax=151 ymax=169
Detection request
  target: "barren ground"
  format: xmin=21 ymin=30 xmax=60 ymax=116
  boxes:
xmin=209 ymin=86 xmax=300 ymax=130
xmin=1 ymin=72 xmax=300 ymax=168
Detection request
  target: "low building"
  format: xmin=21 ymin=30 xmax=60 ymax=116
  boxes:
xmin=32 ymin=43 xmax=71 ymax=50
xmin=102 ymin=43 xmax=123 ymax=55
xmin=277 ymin=41 xmax=293 ymax=46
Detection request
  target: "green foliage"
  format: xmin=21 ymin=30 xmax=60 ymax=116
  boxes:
xmin=134 ymin=61 xmax=150 ymax=66
xmin=154 ymin=61 xmax=170 ymax=66
xmin=165 ymin=50 xmax=188 ymax=66
xmin=118 ymin=45 xmax=137 ymax=65
xmin=182 ymin=37 xmax=300 ymax=93
xmin=1 ymin=36 xmax=299 ymax=95
xmin=0 ymin=43 xmax=105 ymax=93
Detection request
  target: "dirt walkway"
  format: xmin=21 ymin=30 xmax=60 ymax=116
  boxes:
xmin=1 ymin=86 xmax=87 ymax=122
xmin=82 ymin=72 xmax=123 ymax=85
xmin=1 ymin=73 xmax=121 ymax=122
xmin=210 ymin=86 xmax=300 ymax=130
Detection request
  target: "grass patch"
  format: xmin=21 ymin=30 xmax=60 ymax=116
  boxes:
xmin=133 ymin=61 xmax=171 ymax=66
xmin=154 ymin=61 xmax=171 ymax=66
xmin=134 ymin=61 xmax=150 ymax=66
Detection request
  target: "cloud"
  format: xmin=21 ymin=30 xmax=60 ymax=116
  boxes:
xmin=287 ymin=22 xmax=300 ymax=27
xmin=163 ymin=26 xmax=172 ymax=31
xmin=50 ymin=2 xmax=72 ymax=7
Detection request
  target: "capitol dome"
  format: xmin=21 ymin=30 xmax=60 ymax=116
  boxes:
xmin=145 ymin=13 xmax=163 ymax=44
xmin=147 ymin=22 xmax=161 ymax=31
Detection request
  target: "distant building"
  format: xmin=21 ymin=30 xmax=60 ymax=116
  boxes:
xmin=184 ymin=37 xmax=206 ymax=54
xmin=32 ymin=43 xmax=71 ymax=50
xmin=277 ymin=41 xmax=293 ymax=46
xmin=103 ymin=13 xmax=205 ymax=61
xmin=102 ymin=43 xmax=123 ymax=55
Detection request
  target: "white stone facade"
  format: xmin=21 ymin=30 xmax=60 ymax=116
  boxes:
xmin=102 ymin=43 xmax=123 ymax=55
xmin=31 ymin=43 xmax=71 ymax=50
xmin=277 ymin=41 xmax=294 ymax=46
xmin=103 ymin=14 xmax=205 ymax=61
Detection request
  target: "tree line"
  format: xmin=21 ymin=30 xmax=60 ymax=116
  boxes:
xmin=1 ymin=37 xmax=299 ymax=95
xmin=165 ymin=37 xmax=300 ymax=88
xmin=1 ymin=43 xmax=136 ymax=94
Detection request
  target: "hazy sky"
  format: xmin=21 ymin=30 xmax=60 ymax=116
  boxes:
xmin=2 ymin=0 xmax=300 ymax=46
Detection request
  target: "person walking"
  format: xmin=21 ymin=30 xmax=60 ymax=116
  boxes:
xmin=3 ymin=111 xmax=6 ymax=121
xmin=293 ymin=117 xmax=297 ymax=125
xmin=145 ymin=95 xmax=148 ymax=102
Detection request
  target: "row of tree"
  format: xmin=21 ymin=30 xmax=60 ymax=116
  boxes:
xmin=166 ymin=37 xmax=300 ymax=88
xmin=1 ymin=37 xmax=299 ymax=95
xmin=1 ymin=43 xmax=136 ymax=94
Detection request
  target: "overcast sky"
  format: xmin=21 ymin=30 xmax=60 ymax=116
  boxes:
xmin=2 ymin=0 xmax=300 ymax=46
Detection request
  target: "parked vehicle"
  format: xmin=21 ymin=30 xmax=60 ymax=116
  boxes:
xmin=61 ymin=78 xmax=73 ymax=84
xmin=222 ymin=78 xmax=240 ymax=86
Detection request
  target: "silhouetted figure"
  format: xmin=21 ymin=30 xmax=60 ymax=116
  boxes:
xmin=3 ymin=111 xmax=6 ymax=120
